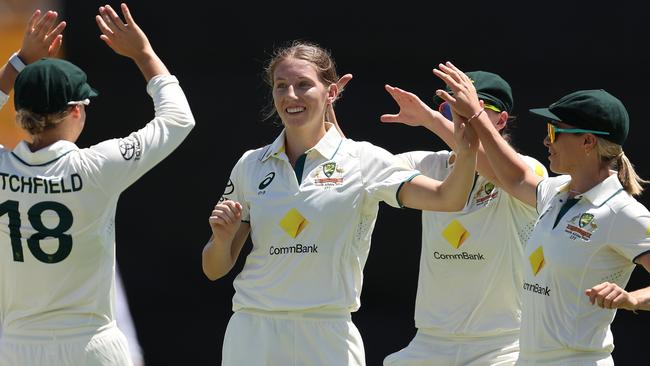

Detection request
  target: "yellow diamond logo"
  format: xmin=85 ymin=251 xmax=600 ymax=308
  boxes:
xmin=442 ymin=219 xmax=469 ymax=249
xmin=529 ymin=246 xmax=545 ymax=276
xmin=646 ymin=223 xmax=650 ymax=236
xmin=534 ymin=163 xmax=545 ymax=177
xmin=279 ymin=208 xmax=309 ymax=238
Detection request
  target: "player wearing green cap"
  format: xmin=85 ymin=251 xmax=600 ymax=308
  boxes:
xmin=380 ymin=71 xmax=546 ymax=365
xmin=0 ymin=4 xmax=194 ymax=365
xmin=434 ymin=62 xmax=650 ymax=365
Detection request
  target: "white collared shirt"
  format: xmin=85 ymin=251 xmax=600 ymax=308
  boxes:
xmin=222 ymin=124 xmax=420 ymax=312
xmin=0 ymin=75 xmax=194 ymax=336
xmin=519 ymin=174 xmax=650 ymax=357
xmin=399 ymin=150 xmax=547 ymax=336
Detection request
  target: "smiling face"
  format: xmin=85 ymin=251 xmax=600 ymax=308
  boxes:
xmin=272 ymin=57 xmax=334 ymax=134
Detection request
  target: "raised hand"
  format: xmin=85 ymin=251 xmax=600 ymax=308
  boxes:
xmin=326 ymin=73 xmax=353 ymax=138
xmin=18 ymin=9 xmax=67 ymax=64
xmin=585 ymin=282 xmax=638 ymax=311
xmin=452 ymin=110 xmax=479 ymax=155
xmin=433 ymin=62 xmax=482 ymax=120
xmin=95 ymin=3 xmax=151 ymax=60
xmin=380 ymin=84 xmax=438 ymax=128
xmin=209 ymin=200 xmax=243 ymax=242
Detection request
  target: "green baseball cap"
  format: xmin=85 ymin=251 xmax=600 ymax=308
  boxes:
xmin=529 ymin=89 xmax=629 ymax=145
xmin=433 ymin=70 xmax=513 ymax=113
xmin=14 ymin=58 xmax=98 ymax=114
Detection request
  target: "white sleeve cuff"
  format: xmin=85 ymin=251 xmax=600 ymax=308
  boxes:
xmin=0 ymin=90 xmax=9 ymax=109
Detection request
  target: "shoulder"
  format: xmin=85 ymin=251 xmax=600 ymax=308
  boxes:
xmin=518 ymin=154 xmax=548 ymax=178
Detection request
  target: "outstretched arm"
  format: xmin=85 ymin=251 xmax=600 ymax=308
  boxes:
xmin=381 ymin=84 xmax=502 ymax=185
xmin=433 ymin=62 xmax=541 ymax=207
xmin=0 ymin=9 xmax=66 ymax=95
xmin=398 ymin=108 xmax=479 ymax=211
xmin=95 ymin=3 xmax=168 ymax=81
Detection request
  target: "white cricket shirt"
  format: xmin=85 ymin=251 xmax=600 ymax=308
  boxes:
xmin=0 ymin=74 xmax=194 ymax=336
xmin=399 ymin=150 xmax=547 ymax=336
xmin=221 ymin=124 xmax=420 ymax=312
xmin=519 ymin=174 xmax=650 ymax=358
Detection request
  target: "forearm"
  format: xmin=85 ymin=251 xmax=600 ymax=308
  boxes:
xmin=423 ymin=116 xmax=499 ymax=184
xmin=629 ymin=286 xmax=650 ymax=311
xmin=470 ymin=113 xmax=539 ymax=205
xmin=132 ymin=49 xmax=169 ymax=82
xmin=401 ymin=149 xmax=476 ymax=211
xmin=434 ymin=149 xmax=477 ymax=211
xmin=202 ymin=236 xmax=237 ymax=281
xmin=0 ymin=60 xmax=20 ymax=95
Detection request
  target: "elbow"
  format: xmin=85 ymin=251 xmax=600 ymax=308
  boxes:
xmin=202 ymin=263 xmax=227 ymax=281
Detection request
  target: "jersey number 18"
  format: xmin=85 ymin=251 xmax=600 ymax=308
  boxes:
xmin=1 ymin=199 xmax=73 ymax=263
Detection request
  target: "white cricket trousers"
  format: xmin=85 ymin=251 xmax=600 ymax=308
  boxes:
xmin=383 ymin=329 xmax=519 ymax=366
xmin=0 ymin=322 xmax=132 ymax=366
xmin=222 ymin=309 xmax=365 ymax=366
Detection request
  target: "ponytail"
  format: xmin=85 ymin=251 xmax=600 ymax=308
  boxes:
xmin=597 ymin=138 xmax=649 ymax=196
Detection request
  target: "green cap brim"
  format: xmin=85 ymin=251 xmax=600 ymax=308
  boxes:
xmin=529 ymin=108 xmax=561 ymax=121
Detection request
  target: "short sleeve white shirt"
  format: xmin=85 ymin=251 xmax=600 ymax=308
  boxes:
xmin=398 ymin=150 xmax=547 ymax=336
xmin=221 ymin=124 xmax=420 ymax=312
xmin=519 ymin=174 xmax=650 ymax=357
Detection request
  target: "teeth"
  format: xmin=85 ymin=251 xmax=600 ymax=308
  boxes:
xmin=287 ymin=107 xmax=305 ymax=113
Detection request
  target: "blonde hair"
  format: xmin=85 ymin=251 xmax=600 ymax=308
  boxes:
xmin=16 ymin=108 xmax=69 ymax=135
xmin=263 ymin=41 xmax=341 ymax=121
xmin=597 ymin=137 xmax=648 ymax=196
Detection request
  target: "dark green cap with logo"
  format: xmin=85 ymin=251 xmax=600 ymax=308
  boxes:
xmin=433 ymin=70 xmax=513 ymax=113
xmin=14 ymin=58 xmax=98 ymax=114
xmin=529 ymin=89 xmax=629 ymax=145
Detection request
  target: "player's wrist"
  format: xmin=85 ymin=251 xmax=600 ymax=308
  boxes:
xmin=8 ymin=52 xmax=27 ymax=73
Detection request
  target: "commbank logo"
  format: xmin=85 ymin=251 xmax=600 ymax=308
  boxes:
xmin=279 ymin=208 xmax=309 ymax=238
xmin=529 ymin=246 xmax=545 ymax=276
xmin=442 ymin=219 xmax=469 ymax=248
xmin=259 ymin=172 xmax=275 ymax=190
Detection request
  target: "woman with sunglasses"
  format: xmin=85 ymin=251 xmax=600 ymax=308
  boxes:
xmin=379 ymin=71 xmax=547 ymax=366
xmin=0 ymin=4 xmax=195 ymax=365
xmin=434 ymin=62 xmax=650 ymax=365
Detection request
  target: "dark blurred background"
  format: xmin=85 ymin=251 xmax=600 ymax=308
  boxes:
xmin=6 ymin=1 xmax=649 ymax=365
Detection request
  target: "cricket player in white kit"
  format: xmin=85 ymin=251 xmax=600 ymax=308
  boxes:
xmin=0 ymin=4 xmax=194 ymax=365
xmin=380 ymin=71 xmax=547 ymax=366
xmin=201 ymin=41 xmax=480 ymax=366
xmin=434 ymin=63 xmax=650 ymax=366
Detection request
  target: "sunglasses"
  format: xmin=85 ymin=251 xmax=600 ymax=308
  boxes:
xmin=546 ymin=122 xmax=610 ymax=143
xmin=438 ymin=101 xmax=501 ymax=121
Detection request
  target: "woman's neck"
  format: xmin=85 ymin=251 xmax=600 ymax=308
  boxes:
xmin=568 ymin=166 xmax=612 ymax=197
xmin=284 ymin=122 xmax=327 ymax=166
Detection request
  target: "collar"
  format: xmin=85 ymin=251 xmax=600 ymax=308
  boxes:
xmin=556 ymin=173 xmax=624 ymax=207
xmin=11 ymin=140 xmax=79 ymax=166
xmin=261 ymin=122 xmax=343 ymax=162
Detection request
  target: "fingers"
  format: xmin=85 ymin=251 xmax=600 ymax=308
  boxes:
xmin=121 ymin=3 xmax=137 ymax=26
xmin=26 ymin=9 xmax=41 ymax=35
xmin=98 ymin=6 xmax=119 ymax=33
xmin=379 ymin=114 xmax=401 ymax=123
xmin=104 ymin=4 xmax=127 ymax=31
xmin=209 ymin=201 xmax=242 ymax=226
xmin=337 ymin=73 xmax=353 ymax=91
xmin=96 ymin=11 xmax=114 ymax=37
xmin=48 ymin=35 xmax=63 ymax=56
xmin=34 ymin=11 xmax=57 ymax=38
xmin=44 ymin=21 xmax=67 ymax=47
xmin=586 ymin=282 xmax=628 ymax=310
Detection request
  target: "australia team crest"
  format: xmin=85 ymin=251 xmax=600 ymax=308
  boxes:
xmin=565 ymin=212 xmax=598 ymax=241
xmin=313 ymin=161 xmax=344 ymax=187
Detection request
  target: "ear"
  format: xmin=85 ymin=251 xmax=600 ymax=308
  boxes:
xmin=69 ymin=105 xmax=82 ymax=118
xmin=327 ymin=83 xmax=339 ymax=104
xmin=495 ymin=111 xmax=509 ymax=131
xmin=583 ymin=133 xmax=598 ymax=154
